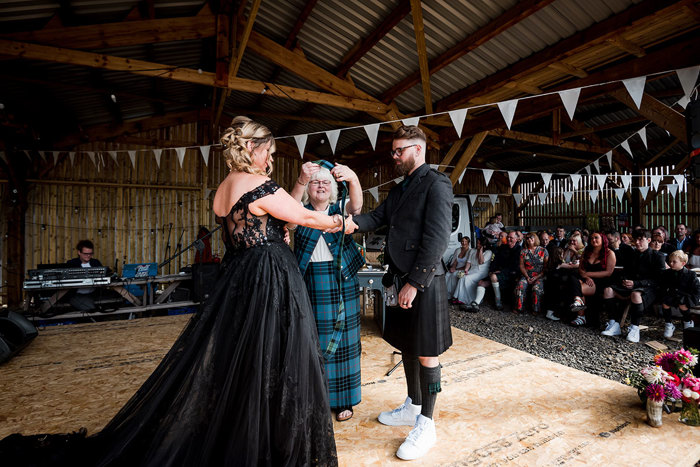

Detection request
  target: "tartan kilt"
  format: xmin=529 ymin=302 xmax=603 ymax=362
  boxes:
xmin=383 ymin=273 xmax=452 ymax=357
xmin=304 ymin=261 xmax=362 ymax=409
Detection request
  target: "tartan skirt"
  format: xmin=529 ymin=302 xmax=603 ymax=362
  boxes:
xmin=304 ymin=261 xmax=362 ymax=409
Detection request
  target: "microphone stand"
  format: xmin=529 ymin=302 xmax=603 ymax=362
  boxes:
xmin=159 ymin=225 xmax=221 ymax=269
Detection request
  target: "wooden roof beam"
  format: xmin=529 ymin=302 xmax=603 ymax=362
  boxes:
xmin=284 ymin=0 xmax=319 ymax=49
xmin=450 ymin=131 xmax=489 ymax=186
xmin=381 ymin=0 xmax=554 ymax=102
xmin=437 ymin=139 xmax=465 ymax=172
xmin=409 ymin=0 xmax=432 ymax=114
xmin=436 ymin=0 xmax=695 ymax=112
xmin=230 ymin=0 xmax=261 ymax=79
xmin=490 ymin=128 xmax=610 ymax=153
xmin=336 ymin=0 xmax=410 ymax=77
xmin=561 ymin=116 xmax=647 ymax=139
xmin=608 ymin=87 xmax=687 ymax=143
xmin=643 ymin=137 xmax=681 ymax=168
xmin=606 ymin=37 xmax=646 ymax=58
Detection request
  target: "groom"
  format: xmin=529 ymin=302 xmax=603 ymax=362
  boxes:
xmin=348 ymin=125 xmax=453 ymax=460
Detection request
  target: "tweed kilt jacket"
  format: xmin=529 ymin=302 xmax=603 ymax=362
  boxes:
xmin=353 ymin=163 xmax=453 ymax=356
xmin=294 ymin=202 xmax=365 ymax=280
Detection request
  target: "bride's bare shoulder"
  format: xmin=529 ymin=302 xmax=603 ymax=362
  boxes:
xmin=213 ymin=173 xmax=271 ymax=217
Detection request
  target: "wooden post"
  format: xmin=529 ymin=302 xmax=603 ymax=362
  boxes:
xmin=2 ymin=151 xmax=28 ymax=307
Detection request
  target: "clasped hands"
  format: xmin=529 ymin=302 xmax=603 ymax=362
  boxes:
xmin=324 ymin=214 xmax=358 ymax=234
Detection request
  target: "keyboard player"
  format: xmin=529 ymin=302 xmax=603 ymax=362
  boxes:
xmin=65 ymin=239 xmax=103 ymax=311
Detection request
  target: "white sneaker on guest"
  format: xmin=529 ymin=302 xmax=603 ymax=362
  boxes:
xmin=626 ymin=325 xmax=640 ymax=343
xmin=378 ymin=396 xmax=421 ymax=426
xmin=545 ymin=310 xmax=560 ymax=321
xmin=684 ymin=320 xmax=695 ymax=329
xmin=601 ymin=320 xmax=621 ymax=337
xmin=396 ymin=414 xmax=436 ymax=461
xmin=664 ymin=322 xmax=676 ymax=338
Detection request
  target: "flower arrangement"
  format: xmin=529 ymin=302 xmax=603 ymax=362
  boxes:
xmin=679 ymin=375 xmax=700 ymax=403
xmin=627 ymin=348 xmax=698 ymax=406
xmin=654 ymin=348 xmax=698 ymax=376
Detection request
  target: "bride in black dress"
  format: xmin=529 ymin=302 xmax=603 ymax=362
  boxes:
xmin=0 ymin=118 xmax=350 ymax=466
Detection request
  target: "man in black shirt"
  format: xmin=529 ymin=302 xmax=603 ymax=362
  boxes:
xmin=606 ymin=230 xmax=634 ymax=283
xmin=469 ymin=231 xmax=521 ymax=311
xmin=66 ymin=239 xmax=103 ymax=311
xmin=550 ymin=226 xmax=567 ymax=248
xmin=601 ymin=230 xmax=666 ymax=343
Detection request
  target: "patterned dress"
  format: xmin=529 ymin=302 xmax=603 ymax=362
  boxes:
xmin=294 ymin=202 xmax=364 ymax=411
xmin=515 ymin=246 xmax=549 ymax=313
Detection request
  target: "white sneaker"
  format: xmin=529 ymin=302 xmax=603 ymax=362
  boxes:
xmin=684 ymin=320 xmax=695 ymax=329
xmin=545 ymin=310 xmax=560 ymax=321
xmin=601 ymin=321 xmax=621 ymax=337
xmin=396 ymin=414 xmax=436 ymax=461
xmin=626 ymin=325 xmax=640 ymax=343
xmin=378 ymin=397 xmax=421 ymax=426
xmin=664 ymin=323 xmax=676 ymax=338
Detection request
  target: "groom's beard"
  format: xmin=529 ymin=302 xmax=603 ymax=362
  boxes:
xmin=395 ymin=155 xmax=416 ymax=177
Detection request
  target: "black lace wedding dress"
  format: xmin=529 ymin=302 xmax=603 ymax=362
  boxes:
xmin=0 ymin=179 xmax=338 ymax=466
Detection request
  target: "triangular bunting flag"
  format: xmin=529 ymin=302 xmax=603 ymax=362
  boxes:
xmin=489 ymin=194 xmax=498 ymax=207
xmin=51 ymin=151 xmax=59 ymax=165
xmin=393 ymin=177 xmax=404 ymax=185
xmin=570 ymin=174 xmax=581 ymax=190
xmin=205 ymin=188 xmax=213 ymax=200
xmin=589 ymin=190 xmax=599 ymax=203
xmin=497 ymin=99 xmax=518 ymax=130
xmin=325 ymin=129 xmax=341 ymax=154
xmin=620 ymin=140 xmax=632 ymax=159
xmin=605 ymin=151 xmax=612 ymax=169
xmin=594 ymin=174 xmax=607 ymax=190
xmin=614 ymin=188 xmax=625 ymax=203
xmin=86 ymin=151 xmax=96 ymax=167
xmin=199 ymin=146 xmax=210 ymax=166
xmin=677 ymin=95 xmax=690 ymax=109
xmin=541 ymin=173 xmax=552 ymax=189
xmin=294 ymin=134 xmax=307 ymax=159
xmin=364 ymin=124 xmax=380 ymax=150
xmin=639 ymin=186 xmax=650 ymax=200
xmin=175 ymin=147 xmax=186 ymax=168
xmin=69 ymin=152 xmax=75 ymax=166
xmin=402 ymin=117 xmax=420 ymax=127
xmin=537 ymin=193 xmax=547 ymax=205
xmin=593 ymin=159 xmax=600 ymax=173
xmin=24 ymin=150 xmax=32 ymax=161
xmin=620 ymin=174 xmax=632 ymax=191
xmin=368 ymin=186 xmax=379 ymax=202
xmin=108 ymin=151 xmax=118 ymax=165
xmin=38 ymin=151 xmax=46 ymax=162
xmin=584 ymin=165 xmax=591 ymax=176
xmin=676 ymin=66 xmax=700 ymax=99
xmin=668 ymin=183 xmax=679 ymax=198
xmin=448 ymin=109 xmax=468 ymax=137
xmin=558 ymin=88 xmax=581 ymax=121
xmin=482 ymin=169 xmax=494 ymax=186
xmin=429 ymin=164 xmax=439 ymax=170
xmin=128 ymin=150 xmax=137 ymax=169
xmin=650 ymin=175 xmax=662 ymax=191
xmin=458 ymin=169 xmax=466 ymax=184
xmin=513 ymin=193 xmax=523 ymax=205
xmin=563 ymin=191 xmax=573 ymax=205
xmin=673 ymin=174 xmax=685 ymax=189
xmin=153 ymin=149 xmax=162 ymax=168
xmin=468 ymin=194 xmax=478 ymax=206
xmin=638 ymin=127 xmax=647 ymax=149
xmin=622 ymin=76 xmax=646 ymax=109
xmin=507 ymin=171 xmax=519 ymax=188
xmin=0 ymin=151 xmax=6 ymax=164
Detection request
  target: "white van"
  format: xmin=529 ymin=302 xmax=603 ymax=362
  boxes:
xmin=442 ymin=195 xmax=473 ymax=264
xmin=364 ymin=195 xmax=473 ymax=266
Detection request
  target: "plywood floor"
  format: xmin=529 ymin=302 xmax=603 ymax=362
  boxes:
xmin=1 ymin=314 xmax=698 ymax=466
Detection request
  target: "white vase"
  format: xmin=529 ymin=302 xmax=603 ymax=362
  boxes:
xmin=646 ymin=399 xmax=663 ymax=427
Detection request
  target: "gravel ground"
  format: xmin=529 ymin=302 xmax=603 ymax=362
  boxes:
xmin=449 ymin=301 xmax=693 ymax=385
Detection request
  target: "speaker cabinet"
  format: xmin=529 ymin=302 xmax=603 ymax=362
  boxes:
xmin=0 ymin=310 xmax=38 ymax=364
xmin=683 ymin=327 xmax=700 ymax=350
xmin=191 ymin=263 xmax=220 ymax=303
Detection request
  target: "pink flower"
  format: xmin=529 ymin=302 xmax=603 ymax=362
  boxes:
xmin=645 ymin=384 xmax=665 ymax=402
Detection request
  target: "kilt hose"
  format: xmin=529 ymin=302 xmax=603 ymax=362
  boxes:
xmin=304 ymin=261 xmax=362 ymax=410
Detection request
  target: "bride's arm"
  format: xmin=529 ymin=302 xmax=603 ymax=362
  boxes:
xmin=251 ymin=188 xmax=343 ymax=231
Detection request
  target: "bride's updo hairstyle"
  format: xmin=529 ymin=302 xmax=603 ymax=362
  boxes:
xmin=221 ymin=117 xmax=276 ymax=176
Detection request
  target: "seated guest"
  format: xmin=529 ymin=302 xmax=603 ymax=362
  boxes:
xmin=601 ymin=229 xmax=667 ymax=343
xmin=650 ymin=233 xmax=671 ymax=259
xmin=543 ymin=247 xmax=565 ymax=321
xmin=570 ymin=232 xmax=616 ymax=327
xmin=514 ymin=232 xmax=548 ymax=315
xmin=515 ymin=230 xmax=524 ymax=247
xmin=481 ymin=217 xmax=502 ymax=250
xmin=542 ymin=235 xmax=583 ymax=319
xmin=670 ymin=223 xmax=690 ymax=252
xmin=606 ymin=229 xmax=634 ymax=283
xmin=652 ymin=226 xmax=674 ymax=255
xmin=498 ymin=231 xmax=507 ymax=246
xmin=493 ymin=213 xmax=504 ymax=229
xmin=66 ymin=239 xmax=103 ymax=312
xmin=454 ymin=238 xmax=492 ymax=311
xmin=581 ymin=229 xmax=590 ymax=248
xmin=685 ymin=229 xmax=700 ymax=269
xmin=472 ymin=231 xmax=521 ymax=311
xmin=660 ymin=250 xmax=699 ymax=338
xmin=537 ymin=230 xmax=551 ymax=250
xmin=550 ymin=226 xmax=567 ymax=249
xmin=446 ymin=237 xmax=471 ymax=300
xmin=621 ymin=232 xmax=634 ymax=247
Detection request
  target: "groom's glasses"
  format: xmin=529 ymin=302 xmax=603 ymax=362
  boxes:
xmin=390 ymin=144 xmax=418 ymax=158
